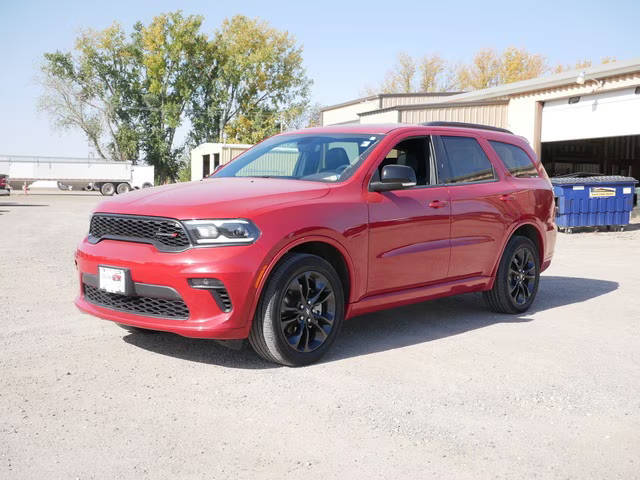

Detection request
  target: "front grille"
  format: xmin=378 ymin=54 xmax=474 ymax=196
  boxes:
xmin=83 ymin=284 xmax=189 ymax=320
xmin=89 ymin=214 xmax=190 ymax=251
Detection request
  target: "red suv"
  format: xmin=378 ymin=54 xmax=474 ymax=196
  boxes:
xmin=75 ymin=122 xmax=556 ymax=366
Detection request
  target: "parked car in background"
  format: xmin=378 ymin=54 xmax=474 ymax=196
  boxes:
xmin=0 ymin=173 xmax=9 ymax=196
xmin=75 ymin=122 xmax=556 ymax=366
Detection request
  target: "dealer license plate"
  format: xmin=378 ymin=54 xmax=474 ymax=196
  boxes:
xmin=99 ymin=266 xmax=127 ymax=294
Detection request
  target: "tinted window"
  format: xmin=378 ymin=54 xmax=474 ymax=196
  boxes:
xmin=215 ymin=134 xmax=383 ymax=183
xmin=235 ymin=141 xmax=299 ymax=177
xmin=438 ymin=136 xmax=495 ymax=184
xmin=375 ymin=137 xmax=431 ymax=186
xmin=489 ymin=141 xmax=539 ymax=178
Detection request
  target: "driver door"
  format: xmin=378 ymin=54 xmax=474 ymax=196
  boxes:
xmin=367 ymin=136 xmax=451 ymax=295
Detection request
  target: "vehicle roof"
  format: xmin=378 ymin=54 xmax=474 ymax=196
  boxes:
xmin=287 ymin=124 xmax=406 ymax=135
xmin=286 ymin=123 xmax=519 ymax=140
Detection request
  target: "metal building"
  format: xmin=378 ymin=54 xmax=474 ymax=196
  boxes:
xmin=190 ymin=143 xmax=252 ymax=181
xmin=321 ymin=59 xmax=640 ymax=179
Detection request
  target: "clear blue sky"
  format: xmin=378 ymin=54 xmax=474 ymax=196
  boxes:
xmin=1 ymin=0 xmax=638 ymax=157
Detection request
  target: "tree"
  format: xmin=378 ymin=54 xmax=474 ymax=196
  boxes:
xmin=419 ymin=54 xmax=446 ymax=92
xmin=40 ymin=23 xmax=141 ymax=161
xmin=456 ymin=48 xmax=502 ymax=90
xmin=499 ymin=47 xmax=547 ymax=83
xmin=380 ymin=52 xmax=416 ymax=93
xmin=38 ymin=73 xmax=108 ymax=159
xmin=40 ymin=12 xmax=310 ymax=183
xmin=305 ymin=103 xmax=323 ymax=128
xmin=456 ymin=47 xmax=548 ymax=90
xmin=554 ymin=57 xmax=616 ymax=73
xmin=188 ymin=15 xmax=311 ymax=145
xmin=132 ymin=12 xmax=207 ymax=181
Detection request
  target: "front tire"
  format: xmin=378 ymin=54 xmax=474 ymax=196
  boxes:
xmin=249 ymin=253 xmax=345 ymax=366
xmin=483 ymin=236 xmax=540 ymax=314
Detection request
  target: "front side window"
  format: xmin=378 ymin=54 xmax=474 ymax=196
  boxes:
xmin=437 ymin=136 xmax=496 ymax=184
xmin=489 ymin=141 xmax=539 ymax=178
xmin=214 ymin=134 xmax=383 ymax=183
xmin=373 ymin=137 xmax=431 ymax=186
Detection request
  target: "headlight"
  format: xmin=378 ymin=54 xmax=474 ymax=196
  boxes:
xmin=182 ymin=219 xmax=260 ymax=246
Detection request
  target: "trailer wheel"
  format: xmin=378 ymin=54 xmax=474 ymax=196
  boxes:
xmin=116 ymin=182 xmax=131 ymax=194
xmin=142 ymin=182 xmax=153 ymax=189
xmin=100 ymin=182 xmax=115 ymax=196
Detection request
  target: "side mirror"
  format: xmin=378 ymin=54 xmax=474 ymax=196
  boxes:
xmin=370 ymin=164 xmax=417 ymax=192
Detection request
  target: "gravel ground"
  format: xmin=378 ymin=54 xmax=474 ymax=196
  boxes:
xmin=1 ymin=191 xmax=639 ymax=479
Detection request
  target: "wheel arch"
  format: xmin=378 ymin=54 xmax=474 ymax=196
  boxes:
xmin=510 ymin=223 xmax=543 ymax=260
xmin=288 ymin=241 xmax=352 ymax=303
xmin=488 ymin=221 xmax=545 ymax=287
xmin=250 ymin=236 xmax=356 ymax=325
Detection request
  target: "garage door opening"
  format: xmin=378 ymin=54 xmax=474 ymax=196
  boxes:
xmin=541 ymin=134 xmax=640 ymax=180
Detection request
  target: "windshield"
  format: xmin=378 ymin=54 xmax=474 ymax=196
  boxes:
xmin=213 ymin=133 xmax=384 ymax=182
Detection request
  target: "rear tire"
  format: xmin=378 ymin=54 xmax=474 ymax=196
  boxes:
xmin=249 ymin=253 xmax=345 ymax=366
xmin=100 ymin=182 xmax=115 ymax=196
xmin=116 ymin=182 xmax=131 ymax=194
xmin=483 ymin=236 xmax=540 ymax=314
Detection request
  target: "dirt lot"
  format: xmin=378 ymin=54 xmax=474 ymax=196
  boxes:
xmin=1 ymin=190 xmax=639 ymax=479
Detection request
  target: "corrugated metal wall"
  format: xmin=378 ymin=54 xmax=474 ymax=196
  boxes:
xmin=321 ymin=98 xmax=380 ymax=126
xmin=381 ymin=95 xmax=453 ymax=108
xmin=221 ymin=146 xmax=251 ymax=165
xmin=400 ymin=103 xmax=509 ymax=127
xmin=235 ymin=148 xmax=299 ymax=176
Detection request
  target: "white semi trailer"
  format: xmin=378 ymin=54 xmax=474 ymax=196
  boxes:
xmin=0 ymin=155 xmax=154 ymax=195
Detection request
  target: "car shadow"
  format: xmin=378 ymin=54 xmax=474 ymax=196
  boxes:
xmin=122 ymin=275 xmax=618 ymax=368
xmin=123 ymin=333 xmax=277 ymax=370
xmin=326 ymin=275 xmax=618 ymax=363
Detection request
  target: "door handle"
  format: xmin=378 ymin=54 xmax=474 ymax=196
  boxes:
xmin=499 ymin=194 xmax=516 ymax=201
xmin=428 ymin=200 xmax=449 ymax=209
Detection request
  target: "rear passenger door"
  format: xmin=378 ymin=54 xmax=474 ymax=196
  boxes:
xmin=433 ymin=135 xmax=517 ymax=279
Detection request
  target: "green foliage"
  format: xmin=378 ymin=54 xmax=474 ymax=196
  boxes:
xmin=177 ymin=159 xmax=191 ymax=183
xmin=132 ymin=11 xmax=207 ymax=182
xmin=188 ymin=15 xmax=311 ymax=145
xmin=40 ymin=11 xmax=311 ymax=183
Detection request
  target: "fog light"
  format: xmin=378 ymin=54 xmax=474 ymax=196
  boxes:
xmin=188 ymin=278 xmax=232 ymax=312
xmin=188 ymin=278 xmax=224 ymax=289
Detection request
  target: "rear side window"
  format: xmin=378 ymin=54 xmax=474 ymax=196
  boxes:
xmin=489 ymin=141 xmax=539 ymax=178
xmin=437 ymin=136 xmax=495 ymax=184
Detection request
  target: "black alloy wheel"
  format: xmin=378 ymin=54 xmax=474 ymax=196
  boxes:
xmin=508 ymin=247 xmax=537 ymax=306
xmin=279 ymin=271 xmax=336 ymax=353
xmin=483 ymin=235 xmax=540 ymax=314
xmin=249 ymin=253 xmax=345 ymax=366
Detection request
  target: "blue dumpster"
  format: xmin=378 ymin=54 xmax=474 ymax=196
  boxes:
xmin=551 ymin=175 xmax=638 ymax=232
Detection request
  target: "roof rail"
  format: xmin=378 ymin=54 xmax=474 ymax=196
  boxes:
xmin=421 ymin=121 xmax=513 ymax=134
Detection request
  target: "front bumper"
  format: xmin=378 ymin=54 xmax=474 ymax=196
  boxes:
xmin=75 ymin=237 xmax=267 ymax=339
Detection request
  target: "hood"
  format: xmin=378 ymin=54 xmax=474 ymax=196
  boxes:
xmin=94 ymin=177 xmax=330 ymax=219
